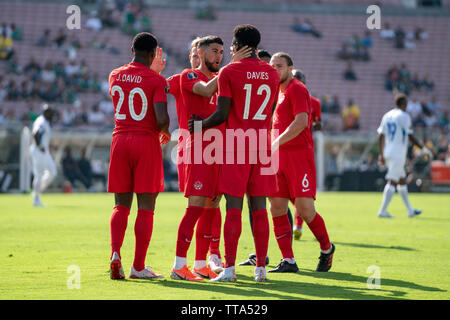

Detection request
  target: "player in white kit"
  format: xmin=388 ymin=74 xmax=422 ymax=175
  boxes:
xmin=30 ymin=104 xmax=57 ymax=207
xmin=377 ymin=94 xmax=433 ymax=218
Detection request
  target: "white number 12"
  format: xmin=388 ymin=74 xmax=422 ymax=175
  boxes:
xmin=242 ymin=84 xmax=271 ymax=120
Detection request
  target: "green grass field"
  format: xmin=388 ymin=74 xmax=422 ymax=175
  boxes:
xmin=0 ymin=192 xmax=448 ymax=300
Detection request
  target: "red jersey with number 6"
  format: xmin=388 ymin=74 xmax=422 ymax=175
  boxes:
xmin=109 ymin=62 xmax=167 ymax=137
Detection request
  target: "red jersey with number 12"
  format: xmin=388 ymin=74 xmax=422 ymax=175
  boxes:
xmin=109 ymin=62 xmax=167 ymax=137
xmin=218 ymin=58 xmax=280 ymax=151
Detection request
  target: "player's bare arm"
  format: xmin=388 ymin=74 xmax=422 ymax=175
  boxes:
xmin=378 ymin=133 xmax=385 ymax=166
xmin=154 ymin=101 xmax=171 ymax=144
xmin=272 ymin=112 xmax=308 ymax=152
xmin=192 ymin=77 xmax=218 ymax=98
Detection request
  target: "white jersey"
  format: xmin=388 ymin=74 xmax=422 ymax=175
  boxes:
xmin=31 ymin=115 xmax=52 ymax=152
xmin=377 ymin=108 xmax=413 ymax=160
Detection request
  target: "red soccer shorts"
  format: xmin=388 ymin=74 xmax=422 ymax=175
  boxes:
xmin=108 ymin=133 xmax=164 ymax=194
xmin=269 ymin=147 xmax=316 ymax=200
xmin=219 ymin=151 xmax=276 ymax=198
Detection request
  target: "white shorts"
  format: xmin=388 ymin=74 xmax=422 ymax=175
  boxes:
xmin=385 ymin=157 xmax=406 ymax=182
xmin=30 ymin=145 xmax=57 ymax=177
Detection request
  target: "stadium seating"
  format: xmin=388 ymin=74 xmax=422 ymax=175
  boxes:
xmin=0 ymin=1 xmax=448 ymax=131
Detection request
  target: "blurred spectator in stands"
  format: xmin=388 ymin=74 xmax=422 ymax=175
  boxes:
xmin=412 ymin=113 xmax=426 ymax=128
xmin=439 ymin=111 xmax=449 ymax=130
xmin=343 ymin=61 xmax=357 ymax=81
xmin=394 ymin=26 xmax=406 ymax=49
xmin=88 ymin=104 xmax=107 ymax=126
xmin=0 ymin=77 xmax=6 ymax=103
xmin=196 ymin=4 xmax=217 ymax=21
xmin=342 ymin=99 xmax=360 ymax=131
xmin=349 ymin=34 xmax=362 ymax=52
xmin=411 ymin=73 xmax=423 ymax=91
xmin=99 ymin=93 xmax=114 ymax=115
xmin=0 ymin=107 xmax=5 ymax=124
xmin=423 ymin=109 xmax=438 ymax=128
xmin=422 ymin=74 xmax=434 ymax=91
xmin=360 ymin=153 xmax=378 ymax=172
xmin=362 ymin=31 xmax=373 ymax=48
xmin=36 ymin=29 xmax=51 ymax=47
xmin=24 ymin=57 xmax=41 ymax=78
xmin=359 ymin=46 xmax=371 ymax=61
xmin=7 ymin=57 xmax=22 ymax=74
xmin=99 ymin=0 xmax=118 ymax=28
xmin=10 ymin=24 xmax=22 ymax=41
xmin=65 ymin=59 xmax=80 ymax=77
xmin=320 ymin=94 xmax=332 ymax=113
xmin=291 ymin=17 xmax=321 ymax=38
xmin=78 ymin=148 xmax=106 ymax=192
xmin=0 ymin=30 xmax=14 ymax=60
xmin=337 ymin=42 xmax=352 ymax=60
xmin=0 ymin=24 xmax=11 ymax=37
xmin=437 ymin=137 xmax=449 ymax=161
xmin=53 ymin=28 xmax=67 ymax=48
xmin=135 ymin=9 xmax=152 ymax=33
xmin=329 ymin=95 xmax=341 ymax=114
xmin=61 ymin=106 xmax=76 ymax=127
xmin=41 ymin=62 xmax=56 ymax=84
xmin=427 ymin=96 xmax=441 ymax=116
xmin=380 ymin=22 xmax=395 ymax=39
xmin=7 ymin=80 xmax=19 ymax=101
xmin=86 ymin=11 xmax=103 ymax=31
xmin=62 ymin=146 xmax=92 ymax=191
xmin=19 ymin=81 xmax=32 ymax=100
xmin=407 ymin=97 xmax=422 ymax=120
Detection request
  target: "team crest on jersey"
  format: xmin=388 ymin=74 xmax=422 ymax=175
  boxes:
xmin=187 ymin=71 xmax=198 ymax=80
xmin=193 ymin=181 xmax=203 ymax=190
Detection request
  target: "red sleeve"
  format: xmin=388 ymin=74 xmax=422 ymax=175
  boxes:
xmin=167 ymin=74 xmax=180 ymax=96
xmin=152 ymin=75 xmax=167 ymax=104
xmin=217 ymin=66 xmax=233 ymax=98
xmin=291 ymin=84 xmax=310 ymax=117
xmin=181 ymin=70 xmax=201 ymax=94
xmin=312 ymin=97 xmax=322 ymax=121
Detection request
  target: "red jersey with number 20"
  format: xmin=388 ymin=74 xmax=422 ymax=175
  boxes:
xmin=109 ymin=62 xmax=167 ymax=137
xmin=218 ymin=58 xmax=280 ymax=151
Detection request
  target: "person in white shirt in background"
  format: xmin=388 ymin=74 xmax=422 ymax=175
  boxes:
xmin=377 ymin=94 xmax=433 ymax=218
xmin=30 ymin=104 xmax=57 ymax=207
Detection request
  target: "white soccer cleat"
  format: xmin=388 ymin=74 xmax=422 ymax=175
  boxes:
xmin=129 ymin=265 xmax=164 ymax=280
xmin=378 ymin=212 xmax=393 ymax=218
xmin=254 ymin=267 xmax=267 ymax=282
xmin=208 ymin=255 xmax=223 ymax=274
xmin=210 ymin=267 xmax=236 ymax=283
xmin=110 ymin=252 xmax=125 ymax=280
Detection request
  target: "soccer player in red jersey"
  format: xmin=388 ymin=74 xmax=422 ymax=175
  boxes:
xmin=170 ymin=37 xmax=252 ymax=281
xmin=166 ymin=37 xmax=201 ymax=193
xmin=192 ymin=25 xmax=280 ymax=282
xmin=170 ymin=35 xmax=226 ymax=282
xmin=108 ymin=33 xmax=170 ymax=280
xmin=291 ymin=69 xmax=322 ymax=240
xmin=269 ymin=52 xmax=335 ymax=273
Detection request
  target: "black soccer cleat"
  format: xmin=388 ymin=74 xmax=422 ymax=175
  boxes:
xmin=238 ymin=253 xmax=269 ymax=266
xmin=268 ymin=259 xmax=299 ymax=273
xmin=316 ymin=243 xmax=335 ymax=272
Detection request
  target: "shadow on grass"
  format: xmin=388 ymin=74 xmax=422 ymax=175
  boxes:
xmin=132 ymin=273 xmax=409 ymax=300
xmin=298 ymin=269 xmax=446 ymax=293
xmin=332 ymin=241 xmax=418 ymax=251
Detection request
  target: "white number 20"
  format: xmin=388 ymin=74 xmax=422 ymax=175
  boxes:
xmin=111 ymin=85 xmax=148 ymax=121
xmin=243 ymin=84 xmax=271 ymax=120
